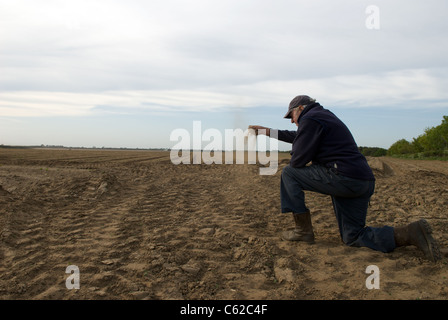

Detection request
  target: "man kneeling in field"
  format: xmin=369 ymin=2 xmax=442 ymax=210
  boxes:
xmin=250 ymin=95 xmax=441 ymax=262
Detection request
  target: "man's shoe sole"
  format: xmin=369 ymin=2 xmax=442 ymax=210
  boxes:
xmin=416 ymin=219 xmax=441 ymax=262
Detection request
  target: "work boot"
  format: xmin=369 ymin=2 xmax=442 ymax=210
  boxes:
xmin=282 ymin=211 xmax=315 ymax=243
xmin=394 ymin=219 xmax=441 ymax=262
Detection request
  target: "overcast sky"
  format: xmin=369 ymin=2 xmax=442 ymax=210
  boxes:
xmin=1 ymin=0 xmax=447 ymax=149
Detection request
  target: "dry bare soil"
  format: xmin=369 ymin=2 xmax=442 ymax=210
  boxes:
xmin=0 ymin=148 xmax=447 ymax=300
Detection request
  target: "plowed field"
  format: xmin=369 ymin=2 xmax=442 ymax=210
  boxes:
xmin=0 ymin=148 xmax=447 ymax=300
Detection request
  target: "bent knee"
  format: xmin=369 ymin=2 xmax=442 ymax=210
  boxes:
xmin=281 ymin=164 xmax=298 ymax=177
xmin=341 ymin=229 xmax=364 ymax=247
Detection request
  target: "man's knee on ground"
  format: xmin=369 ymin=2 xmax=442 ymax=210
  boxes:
xmin=341 ymin=229 xmax=364 ymax=248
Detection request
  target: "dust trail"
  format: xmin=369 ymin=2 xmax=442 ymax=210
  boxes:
xmin=231 ymin=106 xmax=278 ymax=174
xmin=232 ymin=106 xmax=250 ymax=164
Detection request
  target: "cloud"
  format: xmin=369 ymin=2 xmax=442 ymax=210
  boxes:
xmin=2 ymin=0 xmax=447 ymax=92
xmin=0 ymin=90 xmax=241 ymax=117
xmin=1 ymin=1 xmax=447 ymax=117
xmin=1 ymin=67 xmax=447 ymax=118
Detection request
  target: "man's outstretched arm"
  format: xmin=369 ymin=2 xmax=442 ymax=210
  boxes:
xmin=249 ymin=125 xmax=297 ymax=143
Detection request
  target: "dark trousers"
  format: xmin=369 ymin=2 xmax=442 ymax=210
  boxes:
xmin=280 ymin=164 xmax=396 ymax=253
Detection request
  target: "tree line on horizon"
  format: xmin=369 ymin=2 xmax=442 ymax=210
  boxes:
xmin=387 ymin=115 xmax=448 ymax=158
xmin=358 ymin=115 xmax=448 ymax=159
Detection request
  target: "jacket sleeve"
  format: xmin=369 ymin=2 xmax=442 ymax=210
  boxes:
xmin=289 ymin=118 xmax=325 ymax=168
xmin=272 ymin=129 xmax=297 ymax=143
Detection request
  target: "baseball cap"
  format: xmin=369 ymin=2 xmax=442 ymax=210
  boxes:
xmin=284 ymin=95 xmax=316 ymax=118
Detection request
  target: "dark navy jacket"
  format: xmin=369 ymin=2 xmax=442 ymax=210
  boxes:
xmin=275 ymin=103 xmax=375 ymax=181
